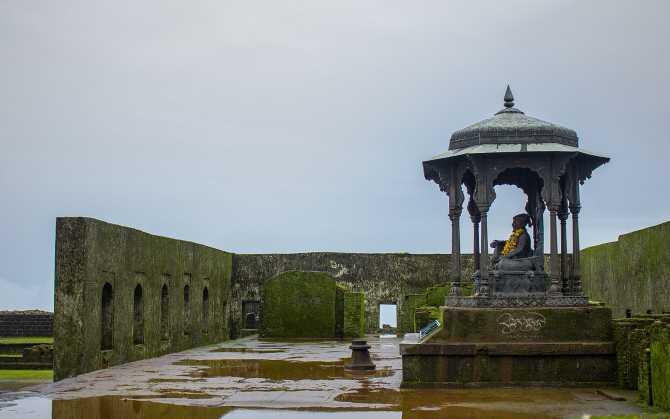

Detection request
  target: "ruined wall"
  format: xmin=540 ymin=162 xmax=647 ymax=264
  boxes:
xmin=261 ymin=271 xmax=338 ymax=338
xmin=54 ymin=218 xmax=232 ymax=381
xmin=650 ymin=322 xmax=670 ymax=409
xmin=343 ymin=292 xmax=365 ymax=338
xmin=581 ymin=221 xmax=670 ymax=317
xmin=231 ymin=253 xmax=475 ymax=334
xmin=0 ymin=311 xmax=53 ymax=337
xmin=612 ymin=314 xmax=670 ymax=407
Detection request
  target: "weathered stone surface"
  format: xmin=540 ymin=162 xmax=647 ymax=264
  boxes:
xmin=261 ymin=271 xmax=338 ymax=338
xmin=400 ymin=305 xmax=616 ymax=387
xmin=54 ymin=217 xmax=232 ymax=381
xmin=609 ymin=313 xmax=670 ymax=405
xmin=22 ymin=344 xmax=53 ymax=363
xmin=432 ymin=306 xmax=613 ymax=343
xmin=581 ymin=221 xmax=670 ymax=317
xmin=401 ymin=349 xmax=616 ymax=387
xmin=343 ymin=292 xmax=365 ymax=338
xmin=231 ymin=253 xmax=475 ymax=335
xmin=613 ymin=318 xmax=655 ymax=390
xmin=0 ymin=311 xmax=53 ymax=337
xmin=650 ymin=322 xmax=670 ymax=409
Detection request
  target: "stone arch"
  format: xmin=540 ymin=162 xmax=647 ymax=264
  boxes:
xmin=101 ymin=282 xmax=113 ymax=350
xmin=202 ymin=287 xmax=209 ymax=334
xmin=183 ymin=285 xmax=191 ymax=336
xmin=491 ymin=167 xmax=546 ymax=258
xmin=160 ymin=283 xmax=169 ymax=341
xmin=133 ymin=284 xmax=144 ymax=344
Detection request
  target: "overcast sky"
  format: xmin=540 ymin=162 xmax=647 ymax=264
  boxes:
xmin=1 ymin=1 xmax=669 ymax=310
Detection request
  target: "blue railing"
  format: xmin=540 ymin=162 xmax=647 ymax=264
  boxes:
xmin=419 ymin=320 xmax=441 ymax=339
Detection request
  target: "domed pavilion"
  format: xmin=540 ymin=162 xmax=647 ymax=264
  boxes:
xmin=422 ymin=86 xmax=609 ymax=306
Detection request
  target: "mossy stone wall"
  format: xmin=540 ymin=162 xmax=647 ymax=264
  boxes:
xmin=399 ymin=283 xmax=474 ymax=334
xmin=611 ymin=314 xmax=670 ymax=406
xmin=260 ymin=271 xmax=338 ymax=338
xmin=400 ymin=294 xmax=426 ymax=334
xmin=54 ymin=218 xmax=232 ymax=381
xmin=414 ymin=306 xmax=441 ymax=331
xmin=581 ymin=221 xmax=670 ymax=317
xmin=613 ymin=318 xmax=654 ymax=390
xmin=232 ymin=253 xmax=475 ymax=335
xmin=650 ymin=322 xmax=670 ymax=409
xmin=343 ymin=292 xmax=365 ymax=338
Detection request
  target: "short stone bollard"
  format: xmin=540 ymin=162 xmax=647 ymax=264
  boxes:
xmin=345 ymin=339 xmax=375 ymax=371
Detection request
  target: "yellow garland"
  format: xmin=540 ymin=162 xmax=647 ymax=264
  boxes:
xmin=501 ymin=228 xmax=525 ymax=256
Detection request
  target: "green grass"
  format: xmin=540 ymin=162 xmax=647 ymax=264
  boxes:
xmin=0 ymin=369 xmax=53 ymax=380
xmin=0 ymin=337 xmax=53 ymax=344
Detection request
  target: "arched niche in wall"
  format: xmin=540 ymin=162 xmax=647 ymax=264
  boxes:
xmin=101 ymin=282 xmax=114 ymax=350
xmin=160 ymin=283 xmax=169 ymax=341
xmin=183 ymin=285 xmax=191 ymax=336
xmin=202 ymin=287 xmax=209 ymax=334
xmin=133 ymin=284 xmax=144 ymax=345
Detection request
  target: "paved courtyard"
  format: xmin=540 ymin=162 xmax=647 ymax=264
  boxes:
xmin=0 ymin=335 xmax=649 ymax=418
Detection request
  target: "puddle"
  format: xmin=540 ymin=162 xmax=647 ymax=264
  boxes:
xmin=175 ymin=358 xmax=394 ymax=380
xmin=0 ymin=380 xmax=47 ymax=393
xmin=0 ymin=393 xmax=600 ymax=419
xmin=4 ymin=396 xmax=402 ymax=419
xmin=0 ymin=337 xmax=643 ymax=419
xmin=210 ymin=348 xmax=285 ymax=353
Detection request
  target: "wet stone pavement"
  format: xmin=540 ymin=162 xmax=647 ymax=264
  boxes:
xmin=0 ymin=335 xmax=647 ymax=418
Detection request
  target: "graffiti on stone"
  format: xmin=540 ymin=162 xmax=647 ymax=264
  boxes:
xmin=497 ymin=312 xmax=546 ymax=336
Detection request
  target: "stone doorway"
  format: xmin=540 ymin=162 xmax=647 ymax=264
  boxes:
xmin=242 ymin=300 xmax=260 ymax=331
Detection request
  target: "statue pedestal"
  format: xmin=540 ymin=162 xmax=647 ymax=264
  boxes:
xmin=400 ymin=305 xmax=616 ymax=387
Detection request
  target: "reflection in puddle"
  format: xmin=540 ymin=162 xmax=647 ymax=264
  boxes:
xmin=176 ymin=358 xmax=394 ymax=380
xmin=210 ymin=348 xmax=284 ymax=353
xmin=224 ymin=410 xmax=399 ymax=418
xmin=0 ymin=394 xmax=563 ymax=419
xmin=52 ymin=397 xmax=232 ymax=419
xmin=0 ymin=337 xmax=642 ymax=419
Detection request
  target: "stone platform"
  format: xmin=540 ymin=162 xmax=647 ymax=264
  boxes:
xmin=400 ymin=305 xmax=616 ymax=387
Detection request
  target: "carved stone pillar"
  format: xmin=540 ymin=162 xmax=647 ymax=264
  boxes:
xmin=468 ymin=198 xmax=481 ymax=273
xmin=558 ymin=204 xmax=569 ymax=294
xmin=570 ymin=203 xmax=582 ymax=296
xmin=567 ymin=166 xmax=583 ymax=296
xmin=476 ymin=210 xmax=490 ymax=297
xmin=449 ymin=207 xmax=462 ymax=296
xmin=472 ymin=214 xmax=481 ymax=272
xmin=548 ymin=205 xmax=562 ymax=296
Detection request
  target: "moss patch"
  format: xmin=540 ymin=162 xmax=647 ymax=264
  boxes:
xmin=581 ymin=221 xmax=670 ymax=317
xmin=261 ymin=271 xmax=338 ymax=338
xmin=414 ymin=306 xmax=441 ymax=331
xmin=400 ymin=294 xmax=426 ymax=334
xmin=343 ymin=292 xmax=365 ymax=338
xmin=0 ymin=369 xmax=53 ymax=380
xmin=0 ymin=337 xmax=53 ymax=344
xmin=650 ymin=324 xmax=670 ymax=409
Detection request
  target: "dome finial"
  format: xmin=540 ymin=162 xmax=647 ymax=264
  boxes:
xmin=504 ymin=85 xmax=514 ymax=108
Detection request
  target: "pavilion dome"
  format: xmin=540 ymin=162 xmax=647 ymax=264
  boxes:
xmin=448 ymin=86 xmax=578 ymax=150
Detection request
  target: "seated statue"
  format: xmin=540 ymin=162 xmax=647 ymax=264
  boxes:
xmin=490 ymin=213 xmax=535 ymax=271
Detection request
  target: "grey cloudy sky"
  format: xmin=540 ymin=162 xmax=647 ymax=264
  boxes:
xmin=1 ymin=1 xmax=669 ymax=310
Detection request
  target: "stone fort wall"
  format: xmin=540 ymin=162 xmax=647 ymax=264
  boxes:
xmin=231 ymin=252 xmax=475 ymax=335
xmin=54 ymin=218 xmax=232 ymax=380
xmin=0 ymin=310 xmax=53 ymax=337
xmin=54 ymin=217 xmax=670 ymax=380
xmin=581 ymin=221 xmax=670 ymax=317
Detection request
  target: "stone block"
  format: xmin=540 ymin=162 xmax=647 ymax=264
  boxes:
xmin=400 ymin=305 xmax=616 ymax=387
xmin=432 ymin=306 xmax=613 ymax=343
